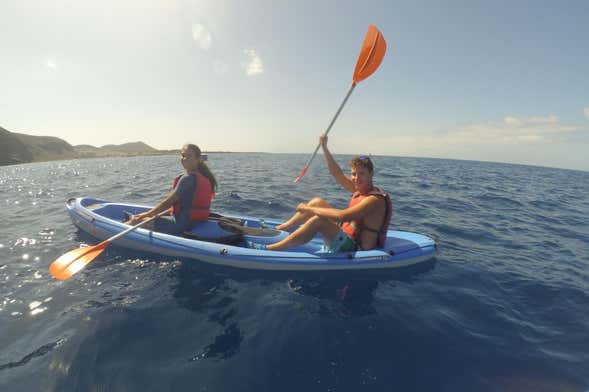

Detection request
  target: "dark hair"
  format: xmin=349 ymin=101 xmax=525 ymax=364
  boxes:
xmin=184 ymin=144 xmax=217 ymax=192
xmin=350 ymin=155 xmax=374 ymax=173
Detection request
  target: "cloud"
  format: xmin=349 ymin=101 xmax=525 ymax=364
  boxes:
xmin=515 ymin=135 xmax=546 ymax=142
xmin=504 ymin=115 xmax=558 ymax=126
xmin=584 ymin=107 xmax=589 ymax=120
xmin=242 ymin=49 xmax=264 ymax=76
xmin=440 ymin=115 xmax=582 ymax=145
xmin=44 ymin=59 xmax=57 ymax=71
xmin=192 ymin=24 xmax=212 ymax=50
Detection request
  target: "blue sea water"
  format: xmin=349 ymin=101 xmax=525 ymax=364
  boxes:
xmin=0 ymin=153 xmax=588 ymax=392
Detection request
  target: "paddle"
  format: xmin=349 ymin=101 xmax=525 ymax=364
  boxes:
xmin=294 ymin=24 xmax=387 ymax=183
xmin=49 ymin=209 xmax=170 ymax=281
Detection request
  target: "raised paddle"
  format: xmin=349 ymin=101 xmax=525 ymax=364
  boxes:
xmin=49 ymin=209 xmax=170 ymax=281
xmin=294 ymin=24 xmax=387 ymax=183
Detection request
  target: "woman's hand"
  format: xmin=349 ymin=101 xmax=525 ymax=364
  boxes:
xmin=126 ymin=216 xmax=142 ymax=225
xmin=319 ymin=135 xmax=328 ymax=149
xmin=136 ymin=212 xmax=151 ymax=220
xmin=126 ymin=212 xmax=150 ymax=225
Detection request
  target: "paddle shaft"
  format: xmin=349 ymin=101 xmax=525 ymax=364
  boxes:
xmin=105 ymin=209 xmax=170 ymax=244
xmin=300 ymin=83 xmax=357 ymax=172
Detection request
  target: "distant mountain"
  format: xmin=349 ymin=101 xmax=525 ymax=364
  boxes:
xmin=0 ymin=127 xmax=171 ymax=166
xmin=72 ymin=142 xmax=159 ymax=158
xmin=98 ymin=142 xmax=158 ymax=154
xmin=74 ymin=144 xmax=100 ymax=151
xmin=13 ymin=131 xmax=78 ymax=161
xmin=0 ymin=127 xmax=34 ymax=165
xmin=72 ymin=144 xmax=116 ymax=158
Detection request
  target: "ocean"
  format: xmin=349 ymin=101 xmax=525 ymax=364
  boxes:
xmin=1 ymin=153 xmax=588 ymax=391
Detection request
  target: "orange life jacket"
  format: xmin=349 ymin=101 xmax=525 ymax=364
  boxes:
xmin=341 ymin=187 xmax=392 ymax=249
xmin=171 ymin=172 xmax=213 ymax=221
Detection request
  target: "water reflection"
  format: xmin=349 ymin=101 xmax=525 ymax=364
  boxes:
xmin=0 ymin=338 xmax=66 ymax=371
xmin=286 ymin=260 xmax=437 ymax=319
xmin=14 ymin=237 xmax=37 ymax=246
xmin=287 ymin=277 xmax=379 ymax=318
xmin=200 ymin=322 xmax=243 ymax=361
xmin=169 ymin=258 xmax=437 ymax=363
xmin=27 ymin=297 xmax=52 ymax=316
xmin=171 ymin=264 xmax=244 ymax=361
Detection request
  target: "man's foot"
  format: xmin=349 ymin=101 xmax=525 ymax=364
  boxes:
xmin=245 ymin=240 xmax=267 ymax=250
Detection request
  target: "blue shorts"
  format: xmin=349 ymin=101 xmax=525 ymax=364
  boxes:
xmin=321 ymin=229 xmax=357 ymax=253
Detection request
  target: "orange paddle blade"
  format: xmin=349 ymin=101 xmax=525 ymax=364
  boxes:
xmin=352 ymin=24 xmax=387 ymax=84
xmin=49 ymin=242 xmax=109 ymax=281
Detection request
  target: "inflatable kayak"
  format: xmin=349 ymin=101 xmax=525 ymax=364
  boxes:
xmin=66 ymin=197 xmax=438 ymax=271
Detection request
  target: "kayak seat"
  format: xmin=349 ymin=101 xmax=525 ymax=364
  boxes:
xmin=216 ymin=220 xmax=283 ymax=237
xmin=208 ymin=212 xmax=283 ymax=237
xmin=208 ymin=212 xmax=244 ymax=226
xmin=181 ymin=231 xmax=244 ymax=246
xmin=181 ymin=213 xmax=283 ymax=246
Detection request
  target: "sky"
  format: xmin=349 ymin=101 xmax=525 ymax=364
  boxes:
xmin=1 ymin=0 xmax=588 ymax=171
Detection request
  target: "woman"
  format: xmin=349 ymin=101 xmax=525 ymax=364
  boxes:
xmin=125 ymin=144 xmax=217 ymax=235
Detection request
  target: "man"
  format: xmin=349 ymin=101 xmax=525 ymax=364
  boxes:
xmin=250 ymin=136 xmax=392 ymax=252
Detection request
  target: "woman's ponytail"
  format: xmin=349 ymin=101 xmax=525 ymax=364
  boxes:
xmin=197 ymin=160 xmax=217 ymax=193
xmin=185 ymin=144 xmax=217 ymax=192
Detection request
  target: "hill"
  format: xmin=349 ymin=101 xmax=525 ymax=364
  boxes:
xmin=99 ymin=142 xmax=158 ymax=154
xmin=13 ymin=132 xmax=78 ymax=162
xmin=0 ymin=127 xmax=34 ymax=165
xmin=72 ymin=142 xmax=160 ymax=158
xmin=0 ymin=127 xmax=171 ymax=166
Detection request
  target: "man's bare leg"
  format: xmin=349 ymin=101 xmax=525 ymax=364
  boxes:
xmin=268 ymin=215 xmax=340 ymax=251
xmin=275 ymin=197 xmax=333 ymax=231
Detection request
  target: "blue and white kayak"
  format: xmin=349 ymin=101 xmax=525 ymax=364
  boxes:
xmin=66 ymin=197 xmax=438 ymax=271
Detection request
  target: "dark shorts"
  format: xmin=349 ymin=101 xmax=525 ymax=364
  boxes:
xmin=153 ymin=216 xmax=188 ymax=236
xmin=321 ymin=229 xmax=358 ymax=253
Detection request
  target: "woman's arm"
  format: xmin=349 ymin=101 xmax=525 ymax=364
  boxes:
xmin=136 ymin=192 xmax=177 ymax=218
xmin=320 ymin=136 xmax=355 ymax=193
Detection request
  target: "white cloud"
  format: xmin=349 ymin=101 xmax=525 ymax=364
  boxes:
xmin=504 ymin=115 xmax=558 ymax=126
xmin=338 ymin=118 xmax=568 ymax=159
xmin=192 ymin=24 xmax=211 ymax=50
xmin=439 ymin=115 xmax=582 ymax=145
xmin=516 ymin=135 xmax=546 ymax=143
xmin=242 ymin=49 xmax=264 ymax=76
xmin=44 ymin=59 xmax=57 ymax=71
xmin=373 ymin=116 xmax=586 ymax=152
xmin=584 ymin=107 xmax=589 ymax=120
